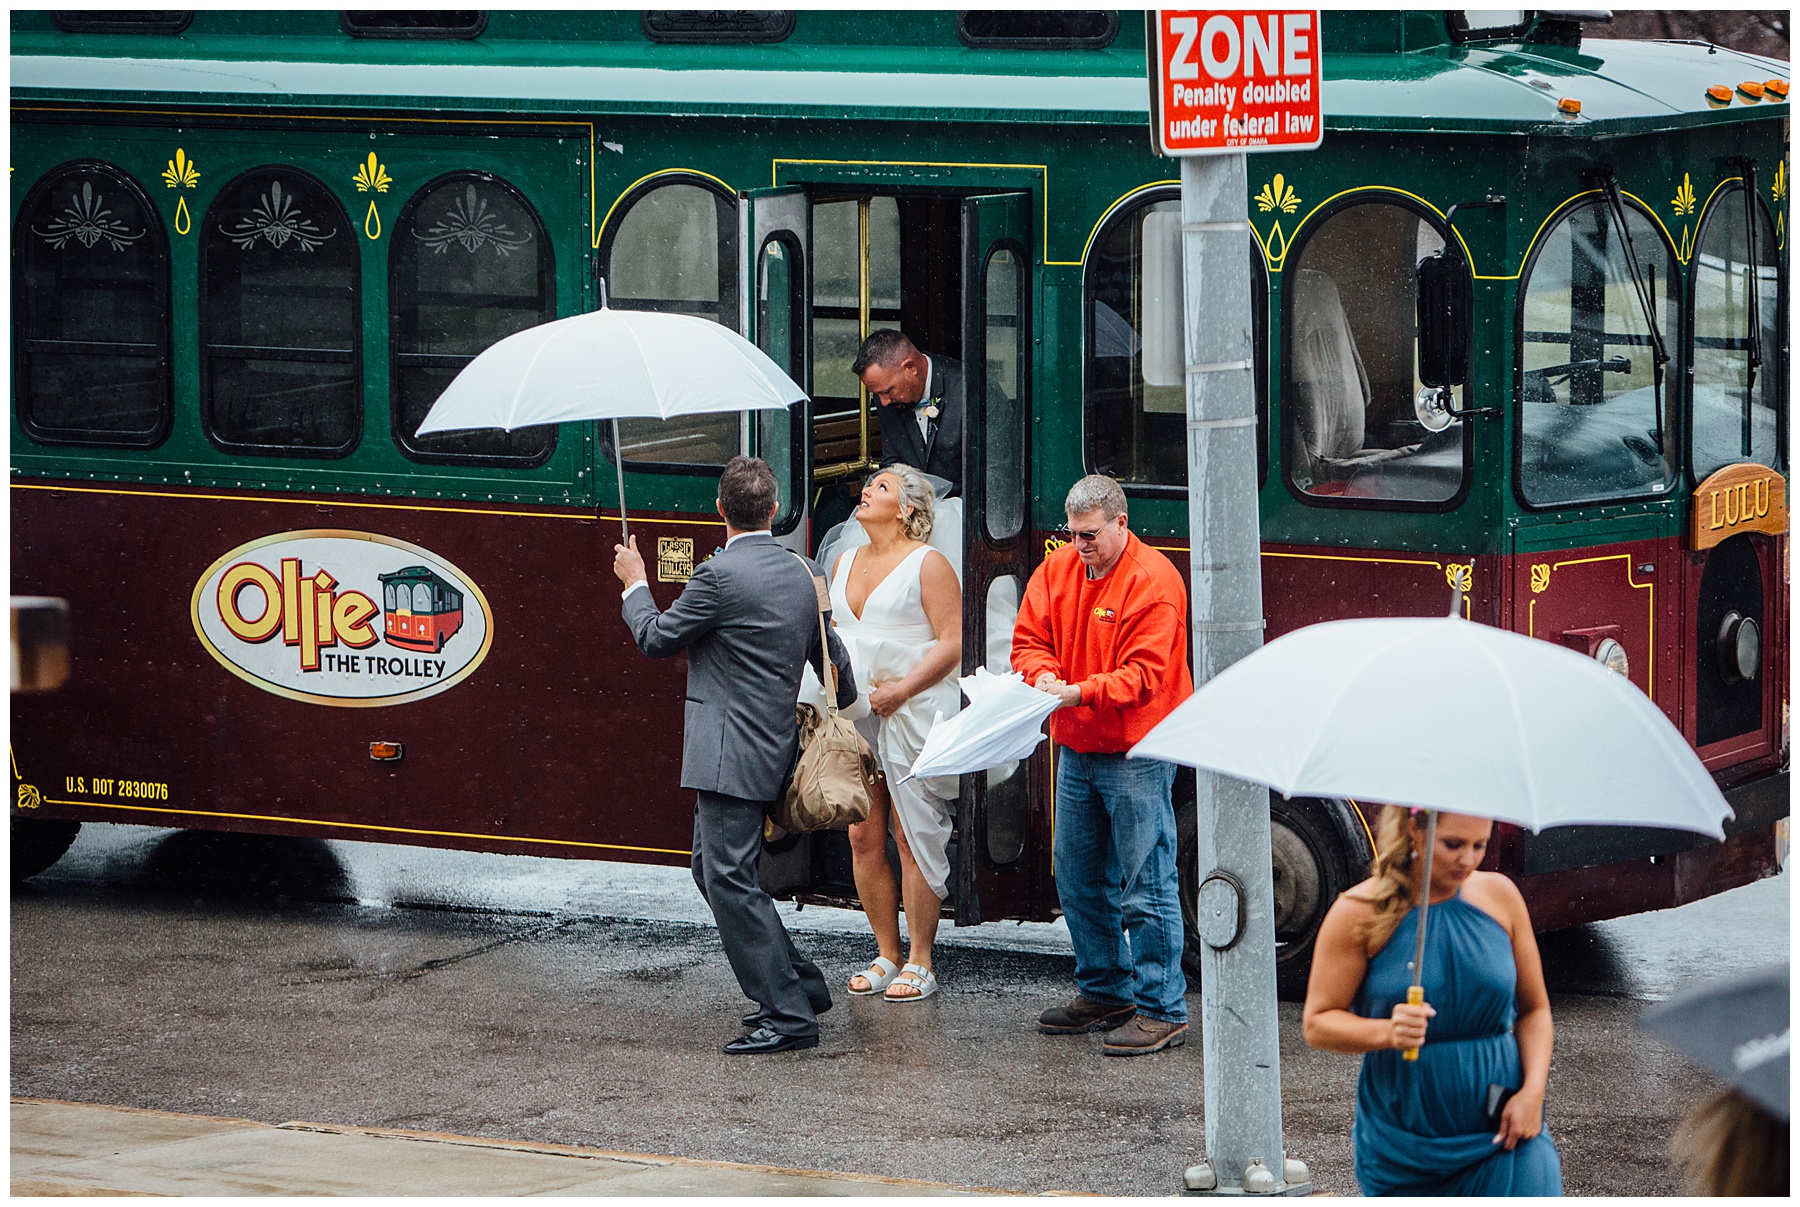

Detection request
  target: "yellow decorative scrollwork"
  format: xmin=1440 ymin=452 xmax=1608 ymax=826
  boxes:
xmin=1670 ymin=173 xmax=1696 ymax=216
xmin=174 ymin=195 xmax=191 ymax=236
xmin=162 ymin=148 xmax=200 ymax=190
xmin=1254 ymin=173 xmax=1300 ymax=215
xmin=1445 ymin=563 xmax=1473 ymax=593
xmin=353 ymin=152 xmax=392 ymax=194
xmin=1044 ymin=536 xmax=1069 ymax=557
xmin=1530 ymin=564 xmax=1551 ymax=594
xmin=17 ymin=782 xmax=41 ymax=810
xmin=1262 ymin=220 xmax=1289 ymax=268
xmin=1774 ymin=161 xmax=1788 ymax=248
xmin=364 ymin=200 xmax=382 ymax=240
xmin=1671 ymin=173 xmax=1697 ymax=260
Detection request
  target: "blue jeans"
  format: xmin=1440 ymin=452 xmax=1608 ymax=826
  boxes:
xmin=1053 ymin=750 xmax=1187 ymax=1024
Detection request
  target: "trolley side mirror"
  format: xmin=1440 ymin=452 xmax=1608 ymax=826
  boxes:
xmin=1416 ymin=250 xmax=1470 ymax=390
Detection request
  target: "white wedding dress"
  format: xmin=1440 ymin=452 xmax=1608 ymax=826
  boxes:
xmin=829 ymin=543 xmax=961 ymax=900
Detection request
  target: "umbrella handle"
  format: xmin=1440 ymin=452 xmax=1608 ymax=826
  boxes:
xmin=612 ymin=417 xmax=630 ymax=543
xmin=1402 ymin=984 xmax=1425 ymax=1061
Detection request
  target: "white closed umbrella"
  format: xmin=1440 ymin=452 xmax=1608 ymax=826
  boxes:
xmin=1130 ymin=606 xmax=1731 ymax=1054
xmin=415 ymin=291 xmax=806 ymax=538
xmin=905 ymin=667 xmax=1059 ymax=783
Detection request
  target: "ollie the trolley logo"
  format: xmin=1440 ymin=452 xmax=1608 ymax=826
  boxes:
xmin=191 ymin=530 xmax=493 ymax=707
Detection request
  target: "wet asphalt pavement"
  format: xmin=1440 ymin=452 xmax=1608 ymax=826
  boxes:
xmin=10 ymin=823 xmax=1789 ymax=1196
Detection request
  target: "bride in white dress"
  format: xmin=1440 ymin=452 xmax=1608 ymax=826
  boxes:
xmin=830 ymin=465 xmax=962 ymax=1003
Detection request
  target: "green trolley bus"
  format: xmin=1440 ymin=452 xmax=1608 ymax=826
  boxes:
xmin=11 ymin=9 xmax=1788 ymax=993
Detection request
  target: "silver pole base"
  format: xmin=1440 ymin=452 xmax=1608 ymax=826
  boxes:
xmin=1180 ymin=1158 xmax=1314 ymax=1196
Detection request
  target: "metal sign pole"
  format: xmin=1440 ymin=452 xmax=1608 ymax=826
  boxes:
xmin=1178 ymin=150 xmax=1309 ymax=1196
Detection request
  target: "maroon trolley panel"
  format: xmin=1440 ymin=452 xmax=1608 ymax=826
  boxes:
xmin=11 ymin=481 xmax=728 ymax=866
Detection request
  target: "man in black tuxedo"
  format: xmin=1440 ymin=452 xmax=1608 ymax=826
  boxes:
xmin=852 ymin=329 xmax=963 ymax=496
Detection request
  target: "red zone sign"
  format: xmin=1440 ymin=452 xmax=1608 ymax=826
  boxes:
xmin=1149 ymin=11 xmax=1323 ymax=155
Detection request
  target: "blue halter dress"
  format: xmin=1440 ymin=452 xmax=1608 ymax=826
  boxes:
xmin=1352 ymin=892 xmax=1563 ymax=1196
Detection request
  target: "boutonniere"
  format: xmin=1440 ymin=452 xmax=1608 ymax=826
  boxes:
xmin=924 ymin=404 xmax=940 ymax=420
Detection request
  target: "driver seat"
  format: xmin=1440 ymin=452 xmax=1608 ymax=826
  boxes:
xmin=1288 ymin=267 xmax=1412 ymax=492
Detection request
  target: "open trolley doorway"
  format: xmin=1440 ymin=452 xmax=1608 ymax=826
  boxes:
xmin=743 ymin=181 xmax=1048 ymax=929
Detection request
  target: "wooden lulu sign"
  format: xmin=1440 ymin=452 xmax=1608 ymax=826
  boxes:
xmin=1690 ymin=463 xmax=1787 ymax=550
xmin=1149 ymin=10 xmax=1323 ymax=156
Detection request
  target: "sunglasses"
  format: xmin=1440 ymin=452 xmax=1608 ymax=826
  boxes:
xmin=1063 ymin=520 xmax=1117 ymax=543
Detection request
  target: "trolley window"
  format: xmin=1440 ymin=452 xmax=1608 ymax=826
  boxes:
xmin=15 ymin=161 xmax=170 ymax=446
xmin=982 ymin=244 xmax=1027 ymax=541
xmin=601 ymin=177 xmax=739 ymax=468
xmin=391 ymin=173 xmax=555 ymax=466
xmin=1517 ymin=199 xmax=1679 ymax=507
xmin=52 ymin=11 xmax=192 ymax=33
xmin=1085 ymin=191 xmax=1268 ymax=492
xmin=1283 ymin=199 xmax=1466 ymax=506
xmin=341 ymin=11 xmax=487 ymax=38
xmin=1690 ymin=183 xmax=1784 ymax=478
xmin=201 ymin=168 xmax=360 ymax=456
xmin=812 ymin=197 xmax=901 ymax=414
xmin=641 ymin=11 xmax=793 ymax=43
xmin=756 ymin=232 xmax=807 ymax=535
xmin=957 ymin=11 xmax=1118 ymax=48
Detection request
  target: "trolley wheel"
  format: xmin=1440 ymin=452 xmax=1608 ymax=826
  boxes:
xmin=1177 ymin=785 xmax=1365 ymax=1000
xmin=1268 ymin=795 xmax=1363 ymax=1000
xmin=12 ymin=816 xmax=81 ymax=881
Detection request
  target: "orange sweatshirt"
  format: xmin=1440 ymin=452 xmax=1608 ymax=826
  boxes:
xmin=1011 ymin=531 xmax=1193 ymax=754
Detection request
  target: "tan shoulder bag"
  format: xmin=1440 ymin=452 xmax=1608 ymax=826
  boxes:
xmin=770 ymin=553 xmax=878 ymax=834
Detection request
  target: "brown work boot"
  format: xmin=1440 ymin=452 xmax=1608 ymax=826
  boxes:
xmin=1101 ymin=1014 xmax=1188 ymax=1056
xmin=1037 ymin=994 xmax=1136 ymax=1034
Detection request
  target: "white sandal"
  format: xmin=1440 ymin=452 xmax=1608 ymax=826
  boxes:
xmin=847 ymin=956 xmax=900 ymax=996
xmin=884 ymin=963 xmax=938 ymax=1003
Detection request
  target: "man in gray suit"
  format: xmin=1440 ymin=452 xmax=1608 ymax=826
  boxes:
xmin=613 ymin=455 xmax=857 ymax=1055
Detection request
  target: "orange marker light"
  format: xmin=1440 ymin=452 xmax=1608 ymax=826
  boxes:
xmin=1557 ymin=96 xmax=1581 ymax=115
xmin=1707 ymin=85 xmax=1734 ymax=104
xmin=369 ymin=741 xmax=405 ymax=761
xmin=1739 ymin=81 xmax=1766 ymax=100
xmin=1764 ymin=78 xmax=1788 ymax=99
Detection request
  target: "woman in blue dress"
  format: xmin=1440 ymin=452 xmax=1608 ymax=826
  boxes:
xmin=1303 ymin=806 xmax=1562 ymax=1195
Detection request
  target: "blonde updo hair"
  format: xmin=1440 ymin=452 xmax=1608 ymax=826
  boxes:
xmin=874 ymin=463 xmax=936 ymax=542
xmin=1357 ymin=804 xmax=1422 ymax=951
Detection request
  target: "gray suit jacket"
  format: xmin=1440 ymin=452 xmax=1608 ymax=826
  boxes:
xmin=876 ymin=354 xmax=963 ymax=495
xmin=623 ymin=533 xmax=858 ymax=802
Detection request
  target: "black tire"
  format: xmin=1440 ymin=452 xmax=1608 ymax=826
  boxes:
xmin=1178 ymin=786 xmax=1366 ymax=1000
xmin=12 ymin=816 xmax=81 ymax=881
xmin=1269 ymin=795 xmax=1365 ymax=1000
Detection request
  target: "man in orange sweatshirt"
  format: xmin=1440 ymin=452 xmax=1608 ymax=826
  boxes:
xmin=1012 ymin=474 xmax=1193 ymax=1056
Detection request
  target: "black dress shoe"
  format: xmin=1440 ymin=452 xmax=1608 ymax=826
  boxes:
xmin=723 ymin=1026 xmax=819 ymax=1055
xmin=741 ymin=1000 xmax=831 ymax=1030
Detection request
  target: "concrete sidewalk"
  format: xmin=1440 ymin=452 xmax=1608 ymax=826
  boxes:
xmin=11 ymin=1098 xmax=1025 ymax=1197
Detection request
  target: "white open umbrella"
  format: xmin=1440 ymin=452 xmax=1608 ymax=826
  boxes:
xmin=415 ymin=292 xmax=806 ymax=537
xmin=1131 ymin=612 xmax=1729 ymax=836
xmin=905 ymin=667 xmax=1059 ymax=783
xmin=1130 ymin=606 xmax=1732 ymax=1054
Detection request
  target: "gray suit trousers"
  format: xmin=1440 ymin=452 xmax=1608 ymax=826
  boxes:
xmin=691 ymin=790 xmax=830 ymax=1036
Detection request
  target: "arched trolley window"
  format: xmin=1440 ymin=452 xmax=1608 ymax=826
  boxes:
xmin=1689 ymin=179 xmax=1784 ymax=479
xmin=1516 ymin=195 xmax=1680 ymax=508
xmin=1084 ymin=188 xmax=1269 ymax=493
xmin=599 ymin=174 xmax=739 ymax=469
xmin=15 ymin=161 xmax=171 ymax=446
xmin=392 ymin=172 xmax=556 ymax=465
xmin=201 ymin=167 xmax=361 ymax=456
xmin=1281 ymin=196 xmax=1469 ymax=508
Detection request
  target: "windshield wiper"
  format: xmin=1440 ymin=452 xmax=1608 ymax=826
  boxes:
xmin=1593 ymin=171 xmax=1670 ymax=451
